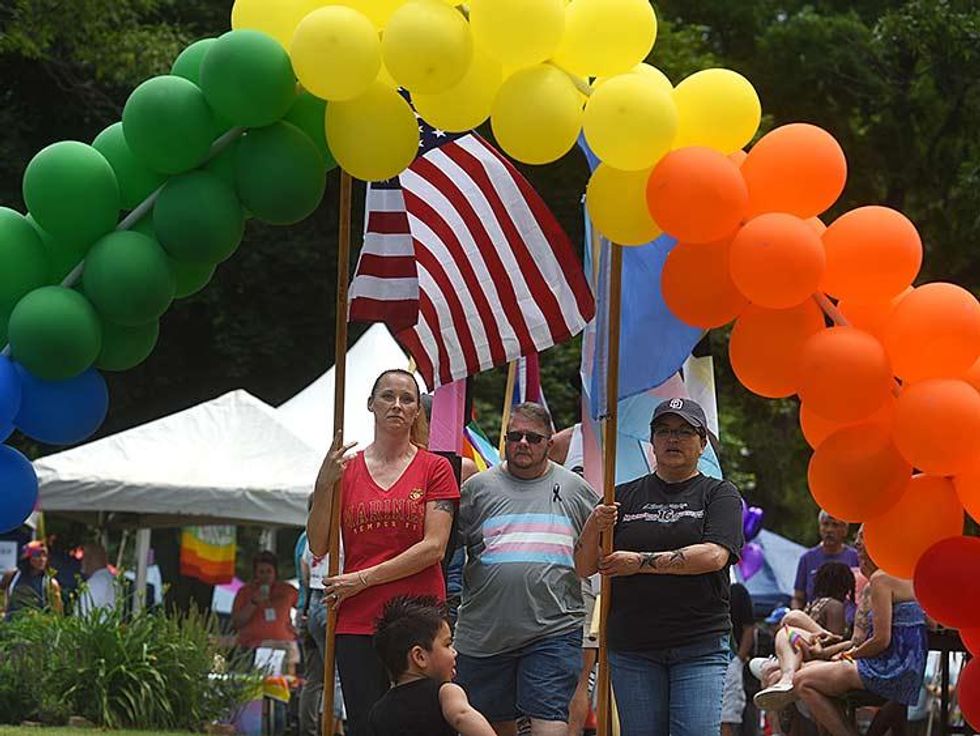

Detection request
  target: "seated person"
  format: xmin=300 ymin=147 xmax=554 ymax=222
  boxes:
xmin=232 ymin=551 xmax=298 ymax=670
xmin=368 ymin=594 xmax=494 ymax=736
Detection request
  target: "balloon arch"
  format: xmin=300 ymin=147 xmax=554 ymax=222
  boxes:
xmin=1 ymin=0 xmax=980 ymax=671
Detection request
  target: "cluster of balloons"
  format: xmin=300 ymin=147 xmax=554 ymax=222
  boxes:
xmin=0 ymin=27 xmax=342 ymax=532
xmin=231 ymin=0 xmax=677 ymax=180
xmin=737 ymin=503 xmax=765 ymax=580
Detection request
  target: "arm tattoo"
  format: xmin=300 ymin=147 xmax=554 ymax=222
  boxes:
xmin=639 ymin=549 xmax=686 ymax=570
xmin=639 ymin=552 xmax=661 ymax=568
xmin=432 ymin=499 xmax=456 ymax=515
xmin=664 ymin=549 xmax=687 ymax=569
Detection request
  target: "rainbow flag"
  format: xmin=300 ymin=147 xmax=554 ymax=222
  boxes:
xmin=462 ymin=421 xmax=500 ymax=471
xmin=180 ymin=525 xmax=236 ymax=585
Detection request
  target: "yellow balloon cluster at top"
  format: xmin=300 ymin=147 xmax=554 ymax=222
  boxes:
xmin=230 ymin=0 xmax=761 ymax=191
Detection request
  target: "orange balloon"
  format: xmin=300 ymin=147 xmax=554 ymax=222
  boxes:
xmin=729 ymin=301 xmax=826 ymax=398
xmin=797 ymin=327 xmax=894 ymax=423
xmin=808 ymin=423 xmax=911 ymax=522
xmin=839 ymin=287 xmax=912 ymax=340
xmin=661 ymin=238 xmax=749 ymax=328
xmin=955 ymin=462 xmax=980 ymax=525
xmin=729 ymin=149 xmax=747 ymax=167
xmin=806 ymin=217 xmax=826 ymax=237
xmin=865 ymin=474 xmax=964 ymax=578
xmin=964 ymin=358 xmax=980 ymax=392
xmin=729 ymin=213 xmax=826 ymax=309
xmin=799 ymin=397 xmax=895 ymax=449
xmin=741 ymin=123 xmax=847 ymax=219
xmin=821 ymin=206 xmax=922 ymax=304
xmin=646 ymin=146 xmax=748 ymax=244
xmin=893 ymin=379 xmax=980 ymax=476
xmin=883 ymin=282 xmax=980 ymax=383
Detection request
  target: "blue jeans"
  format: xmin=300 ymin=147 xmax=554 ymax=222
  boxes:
xmin=610 ymin=634 xmax=730 ymax=736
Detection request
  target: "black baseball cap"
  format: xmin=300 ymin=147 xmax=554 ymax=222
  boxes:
xmin=650 ymin=397 xmax=707 ymax=430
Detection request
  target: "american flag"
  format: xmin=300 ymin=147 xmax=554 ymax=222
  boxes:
xmin=350 ymin=115 xmax=596 ymax=388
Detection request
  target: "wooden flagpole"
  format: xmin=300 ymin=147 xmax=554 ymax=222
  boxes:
xmin=322 ymin=170 xmax=353 ymax=736
xmin=596 ymin=242 xmax=624 ymax=736
xmin=498 ymin=360 xmax=518 ymax=454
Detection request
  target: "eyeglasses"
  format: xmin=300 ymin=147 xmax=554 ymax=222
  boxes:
xmin=505 ymin=430 xmax=548 ymax=445
xmin=652 ymin=426 xmax=700 ymax=440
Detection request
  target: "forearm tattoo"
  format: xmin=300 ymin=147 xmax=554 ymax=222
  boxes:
xmin=640 ymin=549 xmax=687 ymax=570
xmin=432 ymin=499 xmax=456 ymax=514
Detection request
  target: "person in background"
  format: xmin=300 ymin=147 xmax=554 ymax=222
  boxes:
xmin=77 ymin=542 xmax=117 ymax=617
xmin=722 ymin=581 xmax=755 ymax=736
xmin=2 ymin=540 xmax=63 ymax=618
xmin=455 ymin=404 xmax=599 ymax=736
xmin=577 ymin=397 xmax=744 ymax=736
xmin=368 ymin=595 xmax=495 ymax=736
xmin=307 ymin=369 xmax=459 ymax=736
xmin=792 ymin=511 xmax=858 ymax=612
xmin=445 ymin=456 xmax=479 ymax=628
xmin=232 ymin=550 xmax=298 ymax=667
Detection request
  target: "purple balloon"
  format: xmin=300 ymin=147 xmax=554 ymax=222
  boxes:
xmin=738 ymin=541 xmax=765 ymax=581
xmin=743 ymin=506 xmax=764 ymax=542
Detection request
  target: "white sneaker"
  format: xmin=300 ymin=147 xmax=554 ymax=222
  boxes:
xmin=754 ymin=682 xmax=798 ymax=711
xmin=748 ymin=656 xmax=777 ymax=681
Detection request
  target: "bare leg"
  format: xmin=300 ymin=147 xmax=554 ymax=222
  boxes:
xmin=774 ymin=627 xmax=805 ymax=686
xmin=781 ymin=610 xmax=828 ymax=635
xmin=529 ymin=719 xmax=567 ymax=736
xmin=493 ymin=721 xmax=518 ymax=736
xmin=793 ymin=661 xmax=864 ymax=736
xmin=568 ymin=649 xmax=597 ymax=736
xmin=867 ymin=701 xmax=908 ymax=736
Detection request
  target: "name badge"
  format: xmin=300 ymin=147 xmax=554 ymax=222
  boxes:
xmin=264 ymin=607 xmax=277 ymax=623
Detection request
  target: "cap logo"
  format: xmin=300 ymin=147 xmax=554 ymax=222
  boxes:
xmin=668 ymin=398 xmax=684 ymax=410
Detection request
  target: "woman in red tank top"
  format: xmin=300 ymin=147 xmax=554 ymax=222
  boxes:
xmin=307 ymin=369 xmax=460 ymax=736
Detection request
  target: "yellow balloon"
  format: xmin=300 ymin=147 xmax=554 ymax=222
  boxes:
xmin=554 ymin=0 xmax=657 ymax=77
xmin=382 ymin=0 xmax=473 ymax=93
xmin=586 ymin=164 xmax=661 ymax=246
xmin=470 ymin=0 xmax=565 ymax=68
xmin=325 ymin=80 xmax=420 ymax=181
xmin=583 ymin=73 xmax=677 ymax=171
xmin=672 ymin=68 xmax=761 ymax=154
xmin=323 ymin=0 xmax=404 ymax=28
xmin=232 ymin=0 xmax=324 ymax=48
xmin=412 ymin=47 xmax=502 ymax=132
xmin=596 ymin=63 xmax=672 ymax=96
xmin=291 ymin=6 xmax=381 ymax=102
xmin=490 ymin=64 xmax=584 ymax=165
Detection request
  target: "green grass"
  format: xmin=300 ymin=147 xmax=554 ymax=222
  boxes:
xmin=0 ymin=729 xmax=197 ymax=735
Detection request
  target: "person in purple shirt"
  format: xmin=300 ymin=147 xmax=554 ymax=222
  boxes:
xmin=791 ymin=510 xmax=859 ymax=611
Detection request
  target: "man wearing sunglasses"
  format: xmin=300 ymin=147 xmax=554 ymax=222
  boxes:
xmin=454 ymin=403 xmax=600 ymax=736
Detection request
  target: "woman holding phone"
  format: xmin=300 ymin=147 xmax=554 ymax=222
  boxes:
xmin=232 ymin=550 xmax=298 ymax=657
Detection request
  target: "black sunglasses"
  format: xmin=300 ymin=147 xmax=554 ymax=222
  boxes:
xmin=504 ymin=430 xmax=548 ymax=445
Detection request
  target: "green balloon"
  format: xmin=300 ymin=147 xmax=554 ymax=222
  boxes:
xmin=171 ymin=38 xmax=217 ymax=86
xmin=171 ymin=258 xmax=216 ymax=299
xmin=123 ymin=75 xmax=217 ymax=175
xmin=92 ymin=122 xmax=166 ymax=210
xmin=204 ymin=137 xmax=241 ymax=191
xmin=236 ymin=122 xmax=326 ymax=225
xmin=153 ymin=171 xmax=245 ymax=264
xmin=0 ymin=208 xmax=49 ymax=323
xmin=284 ymin=92 xmax=337 ymax=170
xmin=200 ymin=30 xmax=296 ymax=128
xmin=8 ymin=286 xmax=102 ymax=380
xmin=82 ymin=231 xmax=176 ymax=326
xmin=26 ymin=215 xmax=88 ymax=284
xmin=23 ymin=141 xmax=120 ymax=246
xmin=97 ymin=318 xmax=159 ymax=371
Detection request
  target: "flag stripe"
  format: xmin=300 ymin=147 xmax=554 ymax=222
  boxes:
xmin=414 ymin=246 xmax=481 ymax=377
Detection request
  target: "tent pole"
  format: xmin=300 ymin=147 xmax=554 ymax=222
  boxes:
xmin=322 ymin=169 xmax=353 ymax=736
xmin=133 ymin=527 xmax=151 ymax=614
xmin=596 ymin=242 xmax=623 ymax=736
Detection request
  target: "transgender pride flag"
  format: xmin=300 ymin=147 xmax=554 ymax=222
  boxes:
xmin=481 ymin=513 xmax=576 ymax=567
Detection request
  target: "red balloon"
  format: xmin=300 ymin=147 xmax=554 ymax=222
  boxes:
xmin=807 ymin=423 xmax=911 ymax=522
xmin=729 ymin=301 xmax=827 ymax=398
xmin=729 ymin=213 xmax=827 ymax=309
xmin=864 ymin=475 xmax=963 ymax=579
xmin=958 ymin=654 xmax=980 ymax=731
xmin=798 ymin=327 xmax=894 ymax=423
xmin=883 ymin=282 xmax=980 ymax=383
xmin=646 ymin=147 xmax=748 ymax=244
xmin=662 ymin=238 xmax=749 ymax=328
xmin=893 ymin=379 xmax=980 ymax=476
xmin=913 ymin=535 xmax=980 ymax=629
xmin=961 ymin=628 xmax=980 ymax=657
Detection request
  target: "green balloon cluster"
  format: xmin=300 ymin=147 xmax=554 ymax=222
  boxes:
xmin=8 ymin=286 xmax=102 ymax=380
xmin=82 ymin=231 xmax=176 ymax=326
xmin=22 ymin=141 xmax=120 ymax=246
xmin=0 ymin=208 xmax=49 ymax=345
xmin=97 ymin=319 xmax=159 ymax=372
xmin=92 ymin=122 xmax=166 ymax=209
xmin=200 ymin=30 xmax=297 ymax=128
xmin=131 ymin=217 xmax=216 ymax=300
xmin=171 ymin=38 xmax=217 ymax=86
xmin=123 ymin=75 xmax=217 ymax=175
xmin=284 ymin=91 xmax=338 ymax=169
xmin=236 ymin=122 xmax=327 ymax=225
xmin=153 ymin=171 xmax=245 ymax=264
xmin=26 ymin=215 xmax=87 ymax=284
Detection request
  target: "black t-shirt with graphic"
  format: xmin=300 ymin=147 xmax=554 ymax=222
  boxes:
xmin=608 ymin=472 xmax=744 ymax=652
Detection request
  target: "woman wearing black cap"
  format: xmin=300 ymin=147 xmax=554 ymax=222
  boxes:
xmin=574 ymin=397 xmax=744 ymax=736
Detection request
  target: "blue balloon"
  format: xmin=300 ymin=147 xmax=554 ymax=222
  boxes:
xmin=14 ymin=365 xmax=109 ymax=445
xmin=0 ymin=422 xmax=12 ymax=442
xmin=0 ymin=356 xmax=21 ymax=427
xmin=0 ymin=445 xmax=38 ymax=533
